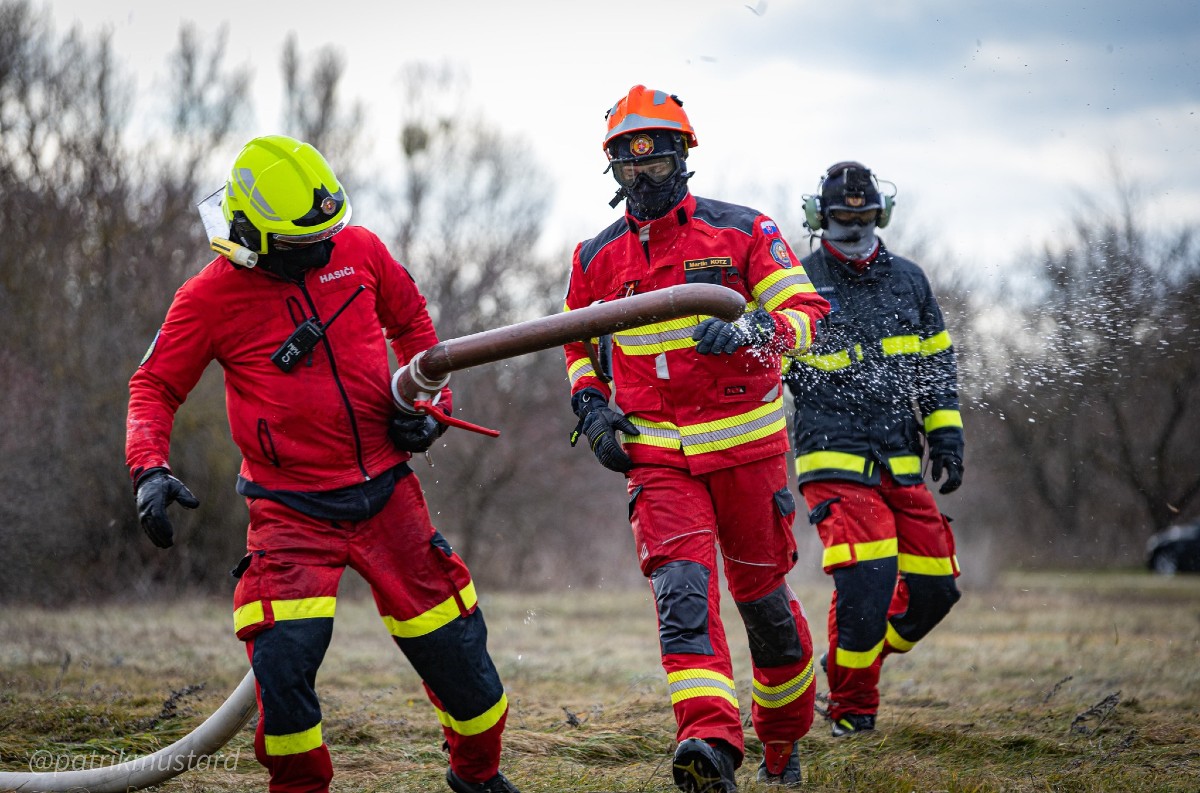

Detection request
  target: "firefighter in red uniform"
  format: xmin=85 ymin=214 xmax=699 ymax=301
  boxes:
xmin=785 ymin=162 xmax=964 ymax=737
xmin=126 ymin=135 xmax=521 ymax=793
xmin=562 ymin=86 xmax=831 ymax=791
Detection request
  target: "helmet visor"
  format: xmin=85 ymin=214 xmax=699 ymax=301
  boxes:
xmin=611 ymin=154 xmax=681 ymax=189
xmin=269 ymin=203 xmax=353 ymax=249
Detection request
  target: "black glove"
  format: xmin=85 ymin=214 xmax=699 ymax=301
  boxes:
xmin=389 ymin=411 xmax=444 ymax=453
xmin=930 ymin=452 xmax=964 ymax=494
xmin=692 ymin=308 xmax=776 ymax=355
xmin=135 ymin=468 xmax=200 ymax=549
xmin=570 ymin=390 xmax=640 ymax=473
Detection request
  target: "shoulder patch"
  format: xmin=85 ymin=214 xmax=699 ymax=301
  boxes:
xmin=769 ymin=239 xmax=792 ymax=268
xmin=761 ymin=219 xmax=779 ymax=236
xmin=140 ymin=329 xmax=161 ymax=366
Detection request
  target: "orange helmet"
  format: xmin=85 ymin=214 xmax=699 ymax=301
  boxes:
xmin=603 ymin=85 xmax=698 ymax=157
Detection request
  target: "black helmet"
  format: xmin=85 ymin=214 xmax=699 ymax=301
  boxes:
xmin=820 ymin=161 xmax=883 ymax=215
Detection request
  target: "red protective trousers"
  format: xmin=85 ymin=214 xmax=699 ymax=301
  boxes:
xmin=627 ymin=455 xmax=816 ymax=763
xmin=232 ymin=472 xmax=508 ymax=793
xmin=800 ymin=472 xmax=960 ymax=721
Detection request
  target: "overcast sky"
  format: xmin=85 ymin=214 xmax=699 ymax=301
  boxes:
xmin=44 ymin=0 xmax=1200 ymax=278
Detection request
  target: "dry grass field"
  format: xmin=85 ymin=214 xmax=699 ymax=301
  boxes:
xmin=2 ymin=570 xmax=1198 ymax=792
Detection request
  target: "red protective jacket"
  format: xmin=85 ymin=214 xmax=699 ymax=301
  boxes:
xmin=563 ymin=193 xmax=830 ymax=475
xmin=126 ymin=226 xmax=449 ymax=492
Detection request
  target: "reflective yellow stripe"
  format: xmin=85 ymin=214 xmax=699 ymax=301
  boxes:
xmin=822 ymin=544 xmax=851 ymax=568
xmin=897 ymin=553 xmax=956 ymax=576
xmin=626 ymin=417 xmax=683 ymax=449
xmin=753 ymin=268 xmax=816 ymax=313
xmin=821 ymin=539 xmax=896 ymax=568
xmin=836 ymin=640 xmax=884 ymax=670
xmin=881 ymin=334 xmax=920 ymax=356
xmin=383 ymin=581 xmax=477 ymax=639
xmin=924 ymin=409 xmax=963 ymax=432
xmin=681 ymin=398 xmax=786 ymax=455
xmin=614 ymin=316 xmax=699 ymax=355
xmin=667 ymin=669 xmax=739 ymax=708
xmin=887 ymin=455 xmax=922 ymax=476
xmin=921 ymin=330 xmax=952 ymax=356
xmin=751 ymin=659 xmax=814 ymax=708
xmin=233 ymin=597 xmax=336 ymax=633
xmin=264 ymin=723 xmax=323 ymax=756
xmin=840 ymin=638 xmax=888 ymax=667
xmin=568 ymin=356 xmax=595 ymax=386
xmin=885 ymin=623 xmax=916 ymax=653
xmin=273 ymin=597 xmax=337 ymax=621
xmin=233 ymin=601 xmax=265 ymax=633
xmin=856 ymin=538 xmax=898 ymax=561
xmin=795 ymin=451 xmax=868 ymax=477
xmin=434 ymin=693 xmax=508 ymax=737
xmin=795 ymin=347 xmax=853 ymax=371
xmin=778 ymin=309 xmax=812 ymax=353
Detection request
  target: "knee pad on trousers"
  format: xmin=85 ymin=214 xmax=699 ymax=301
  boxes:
xmin=735 ymin=584 xmax=804 ymax=668
xmin=650 ymin=560 xmax=714 ymax=656
xmin=831 ymin=558 xmax=899 ymax=652
xmin=893 ymin=573 xmax=961 ymax=643
xmin=251 ymin=618 xmax=334 ymax=736
xmin=395 ymin=607 xmax=505 ymax=720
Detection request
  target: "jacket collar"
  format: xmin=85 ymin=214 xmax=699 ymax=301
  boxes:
xmin=625 ymin=192 xmax=695 ymax=241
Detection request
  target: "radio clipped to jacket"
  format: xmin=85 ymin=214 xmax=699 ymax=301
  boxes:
xmin=271 ymin=285 xmax=365 ymax=372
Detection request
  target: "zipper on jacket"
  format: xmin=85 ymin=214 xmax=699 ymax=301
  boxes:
xmin=297 ymin=280 xmax=370 ymax=480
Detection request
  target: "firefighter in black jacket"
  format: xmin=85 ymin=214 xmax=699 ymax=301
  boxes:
xmin=784 ymin=162 xmax=963 ymax=737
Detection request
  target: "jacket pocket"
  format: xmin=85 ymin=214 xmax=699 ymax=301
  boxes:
xmin=232 ymin=550 xmax=275 ymax=641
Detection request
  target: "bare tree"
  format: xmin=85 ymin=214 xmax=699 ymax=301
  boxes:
xmin=967 ymin=179 xmax=1200 ymax=565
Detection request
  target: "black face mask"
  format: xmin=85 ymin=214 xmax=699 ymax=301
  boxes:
xmin=255 ymin=239 xmax=336 ymax=282
xmin=626 ymin=171 xmax=690 ymax=220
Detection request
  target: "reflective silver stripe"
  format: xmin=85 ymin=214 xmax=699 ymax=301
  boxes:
xmin=755 ymin=271 xmax=814 ymax=311
xmin=680 ymin=400 xmax=785 ymax=453
xmin=751 ymin=661 xmax=815 ymax=708
xmin=668 ymin=670 xmax=739 ymax=706
xmin=626 ymin=419 xmax=683 ymax=449
xmin=614 ymin=321 xmax=697 ymax=355
xmin=569 ymin=361 xmax=595 ymax=386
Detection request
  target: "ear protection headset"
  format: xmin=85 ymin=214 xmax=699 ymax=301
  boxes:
xmin=802 ymin=163 xmax=897 ymax=231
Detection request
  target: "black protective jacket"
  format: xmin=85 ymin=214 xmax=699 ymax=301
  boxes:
xmin=784 ymin=240 xmax=964 ymax=486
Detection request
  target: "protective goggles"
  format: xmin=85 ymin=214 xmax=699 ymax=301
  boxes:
xmin=610 ymin=154 xmax=682 ymax=189
xmin=828 ymin=208 xmax=879 ymax=225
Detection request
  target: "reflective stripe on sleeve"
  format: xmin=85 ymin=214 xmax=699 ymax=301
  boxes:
xmin=753 ymin=268 xmax=816 ymax=312
xmin=924 ymin=409 xmax=963 ymax=433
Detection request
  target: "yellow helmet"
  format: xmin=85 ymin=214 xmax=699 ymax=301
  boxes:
xmin=222 ymin=134 xmax=351 ymax=255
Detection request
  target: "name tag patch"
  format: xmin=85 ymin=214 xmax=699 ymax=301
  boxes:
xmin=684 ymin=256 xmax=733 ymax=270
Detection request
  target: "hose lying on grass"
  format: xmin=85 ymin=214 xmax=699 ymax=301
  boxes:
xmin=0 ymin=283 xmax=746 ymax=792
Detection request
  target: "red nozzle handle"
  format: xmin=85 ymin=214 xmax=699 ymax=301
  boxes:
xmin=412 ymin=399 xmax=501 ymax=438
